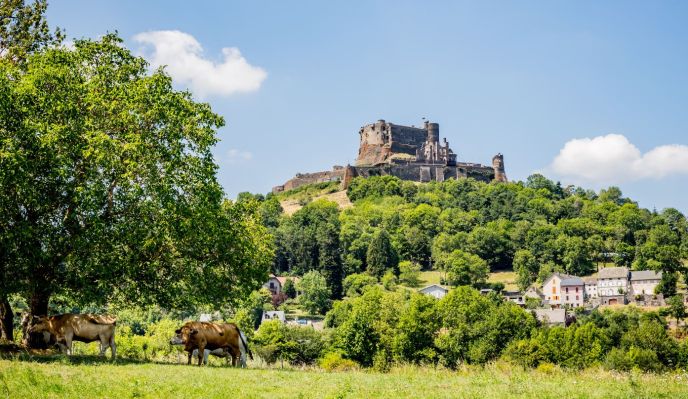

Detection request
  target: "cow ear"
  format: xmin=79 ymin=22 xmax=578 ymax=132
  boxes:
xmin=191 ymin=329 xmax=198 ymax=335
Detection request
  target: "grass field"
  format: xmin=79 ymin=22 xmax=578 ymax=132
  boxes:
xmin=1 ymin=357 xmax=687 ymax=398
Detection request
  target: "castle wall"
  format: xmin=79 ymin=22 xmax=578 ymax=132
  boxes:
xmin=350 ymin=163 xmax=495 ymax=184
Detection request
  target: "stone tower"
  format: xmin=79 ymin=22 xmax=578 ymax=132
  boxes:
xmin=492 ymin=153 xmax=507 ymax=182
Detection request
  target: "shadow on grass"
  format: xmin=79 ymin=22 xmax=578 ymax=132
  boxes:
xmin=0 ymin=351 xmax=208 ymax=368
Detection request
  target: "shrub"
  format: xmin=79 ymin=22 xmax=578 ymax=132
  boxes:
xmin=398 ymin=261 xmax=422 ymax=287
xmin=319 ymin=352 xmax=360 ymax=371
xmin=342 ymin=273 xmax=377 ymax=298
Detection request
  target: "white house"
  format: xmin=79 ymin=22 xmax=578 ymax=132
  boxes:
xmin=630 ymin=270 xmax=662 ymax=296
xmin=419 ymin=284 xmax=448 ymax=299
xmin=542 ymin=273 xmax=584 ymax=308
xmin=262 ymin=310 xmax=286 ymax=323
xmin=597 ymin=267 xmax=629 ymax=305
xmin=583 ymin=276 xmax=598 ymax=300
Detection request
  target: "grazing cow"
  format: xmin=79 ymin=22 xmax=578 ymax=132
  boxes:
xmin=20 ymin=312 xmax=54 ymax=348
xmin=170 ymin=321 xmax=252 ymax=367
xmin=29 ymin=313 xmax=116 ymax=359
xmin=184 ymin=330 xmax=251 ymax=367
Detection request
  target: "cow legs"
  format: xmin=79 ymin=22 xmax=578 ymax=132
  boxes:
xmin=109 ymin=334 xmax=117 ymax=359
xmin=187 ymin=351 xmax=193 ymax=365
xmin=64 ymin=333 xmax=73 ymax=356
xmin=99 ymin=335 xmax=109 ymax=356
xmin=197 ymin=344 xmax=205 ymax=366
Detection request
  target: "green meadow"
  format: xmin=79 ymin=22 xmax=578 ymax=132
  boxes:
xmin=1 ymin=357 xmax=687 ymax=399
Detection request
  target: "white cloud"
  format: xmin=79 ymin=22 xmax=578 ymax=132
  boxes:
xmin=550 ymin=134 xmax=688 ymax=183
xmin=133 ymin=30 xmax=267 ymax=98
xmin=225 ymin=149 xmax=253 ymax=164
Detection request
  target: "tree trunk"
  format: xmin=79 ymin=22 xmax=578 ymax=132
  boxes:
xmin=0 ymin=295 xmax=13 ymax=341
xmin=24 ymin=290 xmax=51 ymax=348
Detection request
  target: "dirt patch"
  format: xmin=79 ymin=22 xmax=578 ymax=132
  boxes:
xmin=280 ymin=190 xmax=352 ymax=216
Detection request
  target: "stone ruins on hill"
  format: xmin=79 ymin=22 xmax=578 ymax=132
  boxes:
xmin=272 ymin=119 xmax=507 ymax=193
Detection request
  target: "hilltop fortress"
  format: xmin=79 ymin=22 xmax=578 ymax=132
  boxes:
xmin=272 ymin=120 xmax=507 ymax=193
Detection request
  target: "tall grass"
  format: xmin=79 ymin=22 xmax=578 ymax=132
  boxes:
xmin=1 ymin=357 xmax=687 ymax=398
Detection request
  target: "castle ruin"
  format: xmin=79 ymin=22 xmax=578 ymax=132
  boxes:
xmin=272 ymin=119 xmax=507 ymax=193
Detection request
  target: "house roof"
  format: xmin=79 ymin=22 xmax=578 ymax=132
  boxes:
xmin=597 ymin=267 xmax=629 ymax=279
xmin=276 ymin=276 xmax=300 ymax=286
xmin=502 ymin=290 xmax=523 ymax=298
xmin=583 ymin=276 xmax=597 ymax=284
xmin=533 ymin=309 xmax=566 ymax=324
xmin=561 ymin=276 xmax=584 ymax=286
xmin=419 ymin=284 xmax=448 ymax=294
xmin=543 ymin=272 xmax=583 ymax=287
xmin=630 ymin=270 xmax=662 ymax=281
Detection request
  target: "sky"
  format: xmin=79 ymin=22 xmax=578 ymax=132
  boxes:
xmin=47 ymin=1 xmax=688 ymax=213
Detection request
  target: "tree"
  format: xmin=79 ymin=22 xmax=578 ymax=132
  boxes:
xmin=297 ymin=271 xmax=331 ymax=315
xmin=666 ymin=295 xmax=687 ymax=328
xmin=342 ymin=273 xmax=377 ymax=298
xmin=0 ymin=0 xmax=64 ymax=64
xmin=513 ymin=249 xmax=539 ymax=291
xmin=283 ymin=278 xmax=297 ymax=299
xmin=275 ymin=200 xmax=343 ymax=298
xmin=439 ymin=250 xmax=488 ymax=287
xmin=398 ymin=261 xmax=422 ymax=287
xmin=366 ymin=229 xmax=398 ymax=278
xmin=0 ymin=34 xmax=273 ymax=345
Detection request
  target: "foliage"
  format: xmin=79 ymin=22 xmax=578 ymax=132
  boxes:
xmin=398 ymin=261 xmax=422 ymax=287
xmin=253 ymin=319 xmax=326 ymax=365
xmin=0 ymin=33 xmax=273 ymax=327
xmin=297 ymin=271 xmax=331 ymax=315
xmin=366 ymin=229 xmax=399 ymax=278
xmin=282 ymin=278 xmax=297 ymax=299
xmin=342 ymin=273 xmax=378 ymax=298
xmin=438 ymin=250 xmax=489 ymax=287
xmin=318 ymin=351 xmax=360 ymax=371
xmin=0 ymin=0 xmax=64 ymax=64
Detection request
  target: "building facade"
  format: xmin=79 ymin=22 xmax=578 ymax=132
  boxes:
xmin=630 ymin=270 xmax=662 ymax=296
xmin=597 ymin=267 xmax=630 ymax=305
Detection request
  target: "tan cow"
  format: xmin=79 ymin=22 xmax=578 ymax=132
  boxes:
xmin=29 ymin=313 xmax=116 ymax=359
xmin=170 ymin=321 xmax=251 ymax=367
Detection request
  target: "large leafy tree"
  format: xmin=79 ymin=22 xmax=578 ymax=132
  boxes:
xmin=0 ymin=0 xmax=63 ymax=64
xmin=0 ymin=34 xmax=273 ymax=343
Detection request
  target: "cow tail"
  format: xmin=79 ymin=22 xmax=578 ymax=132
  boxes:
xmin=238 ymin=328 xmax=253 ymax=360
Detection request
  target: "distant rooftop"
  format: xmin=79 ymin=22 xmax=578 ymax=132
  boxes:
xmin=630 ymin=270 xmax=662 ymax=281
xmin=597 ymin=267 xmax=630 ymax=279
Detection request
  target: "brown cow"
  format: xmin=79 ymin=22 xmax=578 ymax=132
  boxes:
xmin=170 ymin=321 xmax=251 ymax=367
xmin=29 ymin=313 xmax=116 ymax=359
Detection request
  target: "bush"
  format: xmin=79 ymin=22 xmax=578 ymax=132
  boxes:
xmin=319 ymin=352 xmax=360 ymax=371
xmin=342 ymin=273 xmax=377 ymax=298
xmin=398 ymin=261 xmax=422 ymax=287
xmin=253 ymin=320 xmax=325 ymax=365
xmin=382 ymin=271 xmax=397 ymax=291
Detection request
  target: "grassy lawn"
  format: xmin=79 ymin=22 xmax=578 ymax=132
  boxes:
xmin=417 ymin=270 xmax=442 ymax=286
xmin=1 ymin=357 xmax=687 ymax=398
xmin=488 ymin=271 xmax=518 ymax=291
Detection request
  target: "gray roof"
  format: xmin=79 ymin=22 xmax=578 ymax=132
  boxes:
xmin=419 ymin=284 xmax=448 ymax=293
xmin=597 ymin=267 xmax=629 ymax=279
xmin=560 ymin=276 xmax=584 ymax=286
xmin=534 ymin=309 xmax=566 ymax=324
xmin=502 ymin=290 xmax=523 ymax=298
xmin=583 ymin=276 xmax=597 ymax=284
xmin=630 ymin=270 xmax=662 ymax=281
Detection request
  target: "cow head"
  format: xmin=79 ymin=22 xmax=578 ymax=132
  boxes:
xmin=28 ymin=316 xmax=50 ymax=334
xmin=170 ymin=326 xmax=198 ymax=345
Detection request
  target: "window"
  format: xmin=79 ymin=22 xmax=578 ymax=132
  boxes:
xmin=269 ymin=282 xmax=275 ymax=289
xmin=566 ymin=287 xmax=569 ymax=293
xmin=576 ymin=295 xmax=579 ymax=301
xmin=575 ymin=287 xmax=579 ymax=293
xmin=566 ymin=296 xmax=569 ymax=301
xmin=552 ymin=286 xmax=556 ymax=294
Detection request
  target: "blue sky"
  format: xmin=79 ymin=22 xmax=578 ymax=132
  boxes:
xmin=48 ymin=1 xmax=688 ymax=213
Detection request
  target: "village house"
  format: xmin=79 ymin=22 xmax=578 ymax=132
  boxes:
xmin=542 ymin=273 xmax=585 ymax=308
xmin=630 ymin=270 xmax=662 ymax=296
xmin=419 ymin=284 xmax=448 ymax=299
xmin=503 ymin=290 xmax=525 ymax=306
xmin=583 ymin=276 xmax=598 ymax=300
xmin=597 ymin=267 xmax=629 ymax=305
xmin=263 ymin=275 xmax=301 ymax=295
